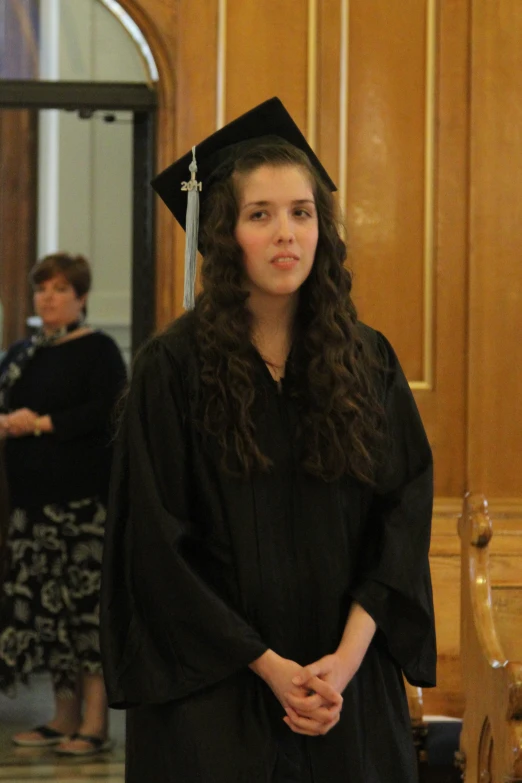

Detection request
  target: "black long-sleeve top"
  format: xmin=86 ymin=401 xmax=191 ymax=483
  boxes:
xmin=0 ymin=331 xmax=127 ymax=507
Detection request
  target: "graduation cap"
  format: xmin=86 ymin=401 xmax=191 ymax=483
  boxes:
xmin=151 ymin=97 xmax=337 ymax=309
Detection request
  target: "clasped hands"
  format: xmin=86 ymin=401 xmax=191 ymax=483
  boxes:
xmin=253 ymin=649 xmax=358 ymax=738
xmin=0 ymin=408 xmax=39 ymax=438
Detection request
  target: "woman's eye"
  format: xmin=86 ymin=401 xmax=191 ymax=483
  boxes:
xmin=294 ymin=208 xmax=312 ymax=218
xmin=249 ymin=210 xmax=269 ymax=221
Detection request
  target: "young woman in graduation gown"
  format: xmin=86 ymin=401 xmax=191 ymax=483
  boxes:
xmin=101 ymin=98 xmax=436 ymax=783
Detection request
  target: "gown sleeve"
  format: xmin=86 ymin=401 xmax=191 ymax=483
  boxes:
xmin=100 ymin=338 xmax=267 ymax=708
xmin=351 ymin=331 xmax=436 ymax=687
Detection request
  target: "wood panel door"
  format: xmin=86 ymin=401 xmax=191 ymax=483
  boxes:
xmin=468 ymin=0 xmax=522 ymax=498
xmin=330 ymin=0 xmax=469 ymax=502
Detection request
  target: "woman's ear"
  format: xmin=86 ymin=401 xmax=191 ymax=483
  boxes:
xmin=78 ymin=294 xmax=88 ymax=316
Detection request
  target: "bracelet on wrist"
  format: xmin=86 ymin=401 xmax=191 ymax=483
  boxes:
xmin=34 ymin=417 xmax=43 ymax=437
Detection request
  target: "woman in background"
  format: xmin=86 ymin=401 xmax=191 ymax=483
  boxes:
xmin=0 ymin=253 xmax=126 ymax=757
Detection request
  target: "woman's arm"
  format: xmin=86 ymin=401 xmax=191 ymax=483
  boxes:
xmin=334 ymin=601 xmax=377 ymax=682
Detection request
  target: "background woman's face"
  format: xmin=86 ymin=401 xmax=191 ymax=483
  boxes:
xmin=33 ymin=274 xmax=86 ymax=331
xmin=234 ymin=164 xmax=319 ymax=303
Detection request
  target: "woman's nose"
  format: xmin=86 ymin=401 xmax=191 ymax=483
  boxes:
xmin=275 ymin=214 xmax=295 ymax=243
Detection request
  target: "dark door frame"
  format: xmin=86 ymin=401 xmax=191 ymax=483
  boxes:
xmin=0 ymin=80 xmax=157 ymax=354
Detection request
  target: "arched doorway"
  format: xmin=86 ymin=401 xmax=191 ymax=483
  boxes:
xmin=0 ymin=0 xmax=176 ymax=357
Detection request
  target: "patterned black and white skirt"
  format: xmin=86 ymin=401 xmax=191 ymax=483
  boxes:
xmin=0 ymin=496 xmax=106 ymax=697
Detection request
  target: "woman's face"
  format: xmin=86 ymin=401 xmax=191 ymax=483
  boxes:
xmin=234 ymin=164 xmax=319 ymax=303
xmin=33 ymin=274 xmax=86 ymax=331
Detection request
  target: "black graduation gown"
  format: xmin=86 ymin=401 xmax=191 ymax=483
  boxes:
xmin=100 ymin=313 xmax=436 ymax=783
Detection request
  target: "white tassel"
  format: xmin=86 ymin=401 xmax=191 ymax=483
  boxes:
xmin=183 ymin=146 xmax=201 ymax=310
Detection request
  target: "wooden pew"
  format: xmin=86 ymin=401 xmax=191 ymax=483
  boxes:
xmin=428 ymin=499 xmax=466 ymax=718
xmin=458 ymin=493 xmax=522 ymax=783
xmin=405 ymin=681 xmax=431 ymax=767
xmin=405 ymin=679 xmax=464 ymax=780
xmin=405 ymin=681 xmax=429 ymax=763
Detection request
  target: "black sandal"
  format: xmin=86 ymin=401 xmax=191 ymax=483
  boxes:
xmin=54 ymin=732 xmax=114 ymax=756
xmin=12 ymin=724 xmax=67 ymax=747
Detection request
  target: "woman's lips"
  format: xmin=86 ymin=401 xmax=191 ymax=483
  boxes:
xmin=271 ymin=255 xmax=299 ymax=269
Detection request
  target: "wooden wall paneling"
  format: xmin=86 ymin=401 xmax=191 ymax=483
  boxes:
xmin=341 ymin=0 xmax=470 ymax=500
xmin=170 ymin=0 xmax=219 ymax=322
xmin=225 ymin=0 xmax=309 ymax=128
xmin=468 ymin=0 xmax=522 ymax=496
xmin=346 ymin=0 xmax=428 ymax=379
xmin=316 ymin=1 xmax=342 ymax=201
xmin=428 ymin=502 xmax=464 ymax=717
xmin=0 ymin=1 xmax=38 ymax=349
xmin=0 ymin=109 xmax=38 ymax=350
xmin=416 ymin=0 xmax=470 ymax=498
xmin=417 ymin=0 xmax=470 ymax=718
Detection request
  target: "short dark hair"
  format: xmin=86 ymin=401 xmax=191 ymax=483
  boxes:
xmin=30 ymin=253 xmax=91 ymax=299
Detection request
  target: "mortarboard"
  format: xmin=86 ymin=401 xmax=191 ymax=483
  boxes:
xmin=151 ymin=97 xmax=337 ymax=309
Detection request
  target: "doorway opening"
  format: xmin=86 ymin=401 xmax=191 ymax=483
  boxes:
xmin=0 ymin=0 xmax=159 ymax=357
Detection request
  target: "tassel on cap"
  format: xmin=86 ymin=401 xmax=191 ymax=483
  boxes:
xmin=183 ymin=146 xmax=201 ymax=310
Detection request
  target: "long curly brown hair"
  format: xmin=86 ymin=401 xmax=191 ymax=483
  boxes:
xmin=194 ymin=141 xmax=385 ymax=483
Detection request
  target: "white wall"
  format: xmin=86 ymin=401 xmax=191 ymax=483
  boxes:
xmin=38 ymin=0 xmax=149 ymax=361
